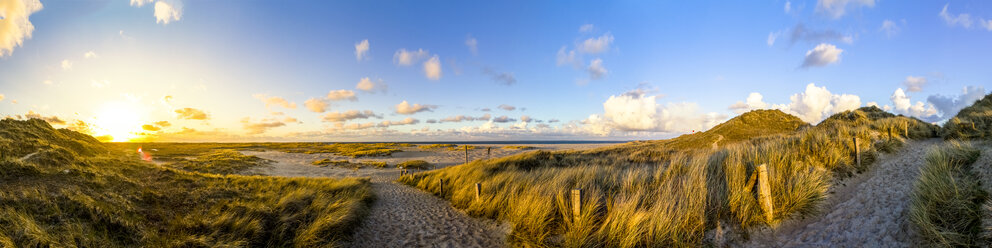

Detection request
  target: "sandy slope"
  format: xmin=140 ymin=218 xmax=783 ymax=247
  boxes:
xmin=240 ymin=143 xmax=616 ymax=247
xmin=743 ymin=139 xmax=939 ymax=247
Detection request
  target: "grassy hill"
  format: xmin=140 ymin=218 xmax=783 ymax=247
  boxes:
xmin=399 ymin=108 xmax=939 ymax=247
xmin=0 ymin=119 xmax=373 ymax=247
xmin=944 ymin=93 xmax=992 ymax=140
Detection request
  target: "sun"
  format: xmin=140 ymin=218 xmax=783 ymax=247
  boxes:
xmin=92 ymin=102 xmax=143 ymax=142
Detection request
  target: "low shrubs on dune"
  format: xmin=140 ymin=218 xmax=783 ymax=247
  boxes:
xmin=910 ymin=142 xmax=986 ymax=247
xmin=169 ymin=149 xmax=271 ymax=174
xmin=419 ymin=144 xmax=456 ymax=150
xmin=397 ymin=160 xmax=430 ymax=169
xmin=502 ymin=145 xmax=535 ymax=150
xmin=399 ymin=108 xmax=938 ymax=246
xmin=312 ymin=159 xmax=350 ymax=167
xmin=359 ymin=161 xmax=389 ymax=168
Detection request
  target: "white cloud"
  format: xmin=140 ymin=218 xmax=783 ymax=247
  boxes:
xmin=816 ymin=0 xmax=875 ymax=19
xmin=440 ymin=114 xmax=491 ymax=123
xmin=890 ymin=88 xmax=938 ymax=119
xmin=252 ymin=94 xmax=297 ymax=109
xmin=578 ymin=33 xmax=614 ymax=54
xmin=784 ymin=1 xmax=792 ymax=13
xmin=0 ymin=0 xmax=42 ymax=57
xmin=130 ymin=0 xmax=154 ymax=7
xmin=801 ymin=43 xmax=843 ymax=68
xmin=498 ymin=104 xmax=516 ymax=111
xmin=587 ymin=58 xmax=607 ymax=79
xmin=927 ymin=86 xmax=987 ymax=118
xmin=154 ymin=0 xmax=183 ymax=25
xmin=356 ymin=77 xmax=387 ymax=92
xmin=0 ymin=94 xmax=4 ymax=102
xmin=982 ymin=19 xmax=992 ymax=31
xmin=395 ymin=100 xmax=437 ymax=115
xmin=767 ymin=32 xmax=780 ymax=46
xmin=880 ymin=20 xmax=900 ymax=37
xmin=325 ymin=90 xmax=357 ymax=101
xmin=241 ymin=117 xmax=286 ymax=135
xmin=579 ymin=24 xmax=595 ymax=33
xmin=321 ymin=110 xmax=381 ymax=122
xmin=304 ymin=98 xmax=328 ymax=113
xmin=61 ymin=59 xmax=73 ymax=71
xmin=393 ymin=48 xmax=428 ymax=66
xmin=465 ymin=35 xmax=478 ymax=55
xmin=939 ymin=4 xmax=973 ymax=29
xmin=355 ymin=39 xmax=369 ymax=61
xmin=729 ymin=92 xmax=769 ymax=114
xmin=790 ymin=24 xmax=854 ymax=45
xmin=556 ymin=46 xmax=580 ymax=67
xmin=423 ymin=55 xmax=442 ymax=80
xmin=84 ymin=51 xmax=99 ymax=59
xmin=903 ymin=76 xmax=926 ymax=92
xmin=379 ymin=117 xmax=420 ymax=127
xmin=581 ymin=89 xmax=727 ymax=135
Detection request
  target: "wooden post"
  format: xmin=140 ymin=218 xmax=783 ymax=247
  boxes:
xmin=853 ymin=137 xmax=860 ymax=167
xmin=439 ymin=178 xmax=445 ymax=196
xmin=465 ymin=145 xmax=469 ymax=164
xmin=904 ymin=122 xmax=909 ymax=138
xmin=888 ymin=127 xmax=892 ymax=141
xmin=756 ymin=164 xmax=774 ymax=224
xmin=475 ymin=183 xmax=482 ymax=201
xmin=571 ymin=189 xmax=583 ymax=223
xmin=487 ymin=147 xmax=492 ymax=159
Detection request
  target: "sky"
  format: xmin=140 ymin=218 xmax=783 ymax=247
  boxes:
xmin=0 ymin=0 xmax=990 ymax=142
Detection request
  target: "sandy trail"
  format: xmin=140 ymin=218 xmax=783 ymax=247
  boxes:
xmin=743 ymin=139 xmax=940 ymax=247
xmin=241 ymin=143 xmax=615 ymax=247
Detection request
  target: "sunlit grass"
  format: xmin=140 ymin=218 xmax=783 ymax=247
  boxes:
xmin=910 ymin=141 xmax=985 ymax=247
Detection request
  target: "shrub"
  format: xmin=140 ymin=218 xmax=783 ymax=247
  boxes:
xmin=420 ymin=144 xmax=457 ymax=149
xmin=311 ymin=159 xmax=350 ymax=167
xmin=397 ymin=160 xmax=430 ymax=169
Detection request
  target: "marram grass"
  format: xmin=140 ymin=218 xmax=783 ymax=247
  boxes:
xmin=909 ymin=141 xmax=985 ymax=247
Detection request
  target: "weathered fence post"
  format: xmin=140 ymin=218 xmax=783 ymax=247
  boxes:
xmin=571 ymin=189 xmax=583 ymax=223
xmin=465 ymin=145 xmax=469 ymax=164
xmin=853 ymin=137 xmax=860 ymax=167
xmin=487 ymin=147 xmax=492 ymax=159
xmin=475 ymin=183 xmax=482 ymax=201
xmin=888 ymin=127 xmax=893 ymax=141
xmin=756 ymin=164 xmax=774 ymax=224
xmin=439 ymin=178 xmax=445 ymax=196
xmin=904 ymin=121 xmax=909 ymax=138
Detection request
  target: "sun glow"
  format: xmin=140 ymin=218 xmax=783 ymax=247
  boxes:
xmin=92 ymin=102 xmax=143 ymax=142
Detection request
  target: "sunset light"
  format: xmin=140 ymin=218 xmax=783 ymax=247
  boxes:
xmin=92 ymin=102 xmax=142 ymax=142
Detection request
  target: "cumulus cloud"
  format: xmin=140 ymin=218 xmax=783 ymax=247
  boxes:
xmin=890 ymin=88 xmax=938 ymax=120
xmin=305 ymin=98 xmax=328 ymax=113
xmin=395 ymin=101 xmax=437 ymax=115
xmin=175 ymin=107 xmax=208 ymax=120
xmin=880 ymin=20 xmax=900 ymax=37
xmin=939 ymin=4 xmax=974 ymax=29
xmin=440 ymin=114 xmax=491 ymax=123
xmin=480 ymin=107 xmax=491 ymax=112
xmin=253 ymin=94 xmax=297 ymax=109
xmin=61 ymin=59 xmax=73 ymax=71
xmin=465 ymin=35 xmax=478 ymax=55
xmin=355 ymin=77 xmax=387 ymax=92
xmin=927 ymin=86 xmax=987 ymax=118
xmin=728 ymin=92 xmax=769 ymax=114
xmin=577 ymin=33 xmax=614 ymax=54
xmin=816 ymin=0 xmax=875 ymax=19
xmin=142 ymin=124 xmax=161 ymax=131
xmin=393 ymin=48 xmax=428 ymax=66
xmin=84 ymin=51 xmax=98 ymax=59
xmin=731 ymin=83 xmax=862 ymax=123
xmin=903 ymin=76 xmax=926 ymax=92
xmin=321 ymin=110 xmax=381 ymax=122
xmin=24 ymin=110 xmax=65 ymax=125
xmin=423 ymin=55 xmax=442 ymax=80
xmin=767 ymin=32 xmax=780 ymax=46
xmin=154 ymin=121 xmax=171 ymax=127
xmin=379 ymin=117 xmax=420 ymax=127
xmin=784 ymin=1 xmax=791 ymax=13
xmin=556 ymin=46 xmax=580 ymax=67
xmin=355 ymin=39 xmax=369 ymax=61
xmin=801 ymin=43 xmax=843 ymax=68
xmin=426 ymin=119 xmax=438 ymax=124
xmin=587 ymin=58 xmax=607 ymax=79
xmin=325 ymin=90 xmax=357 ymax=101
xmin=154 ymin=0 xmax=183 ymax=25
xmin=581 ymin=90 xmax=726 ymax=135
xmin=497 ymin=104 xmax=516 ymax=111
xmin=482 ymin=67 xmax=516 ymax=85
xmin=0 ymin=0 xmax=42 ymax=57
xmin=241 ymin=117 xmax=285 ymax=135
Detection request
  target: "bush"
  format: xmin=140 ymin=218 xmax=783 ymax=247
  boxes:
xmin=359 ymin=161 xmax=388 ymax=168
xmin=397 ymin=160 xmax=430 ymax=169
xmin=311 ymin=159 xmax=350 ymax=167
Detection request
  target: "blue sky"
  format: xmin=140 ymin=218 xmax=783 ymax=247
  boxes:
xmin=0 ymin=0 xmax=989 ymax=141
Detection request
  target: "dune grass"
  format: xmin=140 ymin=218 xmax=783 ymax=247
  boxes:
xmin=169 ymin=149 xmax=271 ymax=174
xmin=419 ymin=144 xmax=457 ymax=150
xmin=909 ymin=142 xmax=986 ymax=247
xmin=944 ymin=93 xmax=992 ymax=140
xmin=312 ymin=159 xmax=351 ymax=167
xmin=398 ymin=108 xmax=939 ymax=246
xmin=0 ymin=119 xmax=375 ymax=247
xmin=397 ymin=160 xmax=431 ymax=169
xmin=502 ymin=145 xmax=536 ymax=150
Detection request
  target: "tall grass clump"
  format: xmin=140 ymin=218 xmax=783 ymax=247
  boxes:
xmin=399 ymin=108 xmax=938 ymax=246
xmin=0 ymin=119 xmax=375 ymax=247
xmin=944 ymin=93 xmax=992 ymax=140
xmin=910 ymin=142 xmax=986 ymax=247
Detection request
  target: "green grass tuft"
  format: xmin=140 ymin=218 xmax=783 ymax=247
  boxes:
xmin=910 ymin=141 xmax=986 ymax=247
xmin=397 ymin=160 xmax=430 ymax=169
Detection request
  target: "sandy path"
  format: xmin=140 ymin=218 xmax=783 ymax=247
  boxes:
xmin=744 ymin=139 xmax=940 ymax=247
xmin=240 ymin=143 xmax=616 ymax=247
